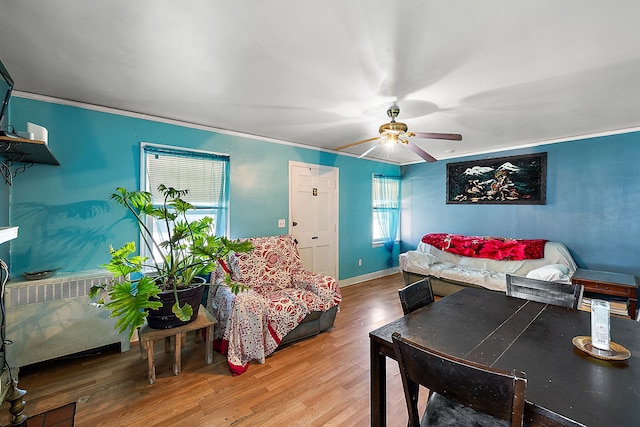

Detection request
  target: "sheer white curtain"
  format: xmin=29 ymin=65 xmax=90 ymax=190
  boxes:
xmin=373 ymin=174 xmax=401 ymax=267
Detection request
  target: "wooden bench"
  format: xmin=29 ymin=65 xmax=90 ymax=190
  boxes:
xmin=138 ymin=306 xmax=216 ymax=384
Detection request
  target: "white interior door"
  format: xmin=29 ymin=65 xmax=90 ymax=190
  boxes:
xmin=289 ymin=162 xmax=338 ymax=278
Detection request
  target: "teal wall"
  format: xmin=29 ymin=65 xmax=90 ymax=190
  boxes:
xmin=401 ymin=132 xmax=640 ymax=277
xmin=7 ymin=97 xmax=400 ymax=279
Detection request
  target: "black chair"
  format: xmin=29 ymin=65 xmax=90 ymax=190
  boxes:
xmin=392 ymin=332 xmax=527 ymax=427
xmin=398 ymin=278 xmax=435 ymax=315
xmin=506 ymin=274 xmax=583 ymax=309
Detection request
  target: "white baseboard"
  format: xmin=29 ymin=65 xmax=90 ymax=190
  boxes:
xmin=338 ymin=268 xmax=400 ymax=287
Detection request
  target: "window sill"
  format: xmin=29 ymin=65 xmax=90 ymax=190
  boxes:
xmin=372 ymin=240 xmax=400 ymax=248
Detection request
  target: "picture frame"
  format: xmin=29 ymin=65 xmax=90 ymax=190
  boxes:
xmin=446 ymin=152 xmax=547 ymax=204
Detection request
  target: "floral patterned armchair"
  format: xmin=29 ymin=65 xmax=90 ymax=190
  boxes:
xmin=207 ymin=234 xmax=341 ymax=375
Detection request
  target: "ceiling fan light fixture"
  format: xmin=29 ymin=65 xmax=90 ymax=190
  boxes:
xmin=379 ymin=121 xmax=408 ymax=134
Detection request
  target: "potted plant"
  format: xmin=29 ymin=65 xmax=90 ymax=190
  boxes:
xmin=90 ymin=184 xmax=253 ymax=339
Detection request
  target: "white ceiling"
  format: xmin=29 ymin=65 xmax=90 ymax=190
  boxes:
xmin=1 ymin=1 xmax=639 ymax=165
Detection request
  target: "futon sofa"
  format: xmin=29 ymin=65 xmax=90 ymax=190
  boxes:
xmin=399 ymin=233 xmax=577 ymax=296
xmin=207 ymin=234 xmax=341 ymax=375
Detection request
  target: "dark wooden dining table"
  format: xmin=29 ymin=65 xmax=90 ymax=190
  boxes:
xmin=369 ymin=287 xmax=640 ymax=426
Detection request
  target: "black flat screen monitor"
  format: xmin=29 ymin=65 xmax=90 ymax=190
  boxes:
xmin=0 ymin=60 xmax=15 ymax=135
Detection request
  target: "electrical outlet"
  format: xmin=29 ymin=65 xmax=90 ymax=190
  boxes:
xmin=278 ymin=219 xmax=286 ymax=228
xmin=358 ymin=259 xmax=362 ymax=266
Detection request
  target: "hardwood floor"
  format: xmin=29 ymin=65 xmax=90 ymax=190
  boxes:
xmin=0 ymin=273 xmax=425 ymax=426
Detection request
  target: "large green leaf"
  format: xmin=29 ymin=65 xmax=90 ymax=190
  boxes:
xmin=105 ymin=276 xmax=162 ymax=340
xmin=170 ymin=198 xmax=194 ymax=214
xmin=172 ymin=301 xmax=193 ymax=321
xmin=100 ymin=242 xmax=146 ymax=278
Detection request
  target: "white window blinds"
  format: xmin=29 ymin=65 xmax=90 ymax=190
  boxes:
xmin=144 ymin=145 xmax=229 ymax=207
xmin=142 ymin=144 xmax=230 ymax=236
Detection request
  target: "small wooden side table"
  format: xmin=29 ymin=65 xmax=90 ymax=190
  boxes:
xmin=138 ymin=305 xmax=216 ymax=384
xmin=571 ymin=269 xmax=638 ymax=319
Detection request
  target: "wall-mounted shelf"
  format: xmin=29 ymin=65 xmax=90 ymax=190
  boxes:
xmin=0 ymin=135 xmax=59 ymax=185
xmin=0 ymin=136 xmax=59 ymax=165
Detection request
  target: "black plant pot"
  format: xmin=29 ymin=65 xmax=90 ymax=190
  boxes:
xmin=146 ymin=279 xmax=206 ymax=329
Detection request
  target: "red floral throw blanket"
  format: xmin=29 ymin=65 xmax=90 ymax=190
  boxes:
xmin=421 ymin=233 xmax=547 ymax=260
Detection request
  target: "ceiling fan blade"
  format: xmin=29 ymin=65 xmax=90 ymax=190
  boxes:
xmin=334 ymin=136 xmax=381 ymax=151
xmin=411 ymin=131 xmax=462 ymax=141
xmin=406 ymin=141 xmax=438 ymax=163
xmin=358 ymin=143 xmax=380 ymax=159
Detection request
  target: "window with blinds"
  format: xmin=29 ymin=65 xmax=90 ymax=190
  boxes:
xmin=141 ymin=144 xmax=230 ymax=263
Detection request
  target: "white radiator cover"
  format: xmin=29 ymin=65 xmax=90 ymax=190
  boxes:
xmin=5 ymin=270 xmax=130 ymax=368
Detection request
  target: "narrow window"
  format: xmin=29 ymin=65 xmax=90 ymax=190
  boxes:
xmin=372 ymin=174 xmax=401 ymax=265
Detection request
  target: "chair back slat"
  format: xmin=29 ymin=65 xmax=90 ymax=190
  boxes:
xmin=506 ymin=274 xmax=583 ymax=309
xmin=398 ymin=278 xmax=434 ymax=315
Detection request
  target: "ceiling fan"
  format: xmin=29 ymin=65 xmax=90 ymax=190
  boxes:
xmin=334 ymin=104 xmax=462 ymax=162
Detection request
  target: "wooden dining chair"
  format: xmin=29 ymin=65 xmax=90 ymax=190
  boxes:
xmin=398 ymin=278 xmax=435 ymax=315
xmin=392 ymin=332 xmax=527 ymax=427
xmin=506 ymin=274 xmax=583 ymax=309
